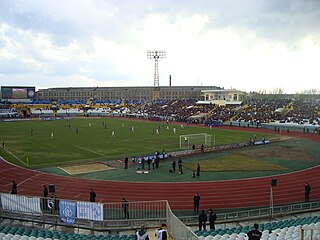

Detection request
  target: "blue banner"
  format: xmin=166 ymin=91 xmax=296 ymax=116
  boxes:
xmin=77 ymin=202 xmax=103 ymax=221
xmin=59 ymin=200 xmax=76 ymax=224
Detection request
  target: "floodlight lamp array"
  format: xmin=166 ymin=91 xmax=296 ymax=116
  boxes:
xmin=147 ymin=50 xmax=166 ymax=59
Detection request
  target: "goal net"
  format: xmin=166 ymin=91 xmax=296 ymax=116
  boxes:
xmin=179 ymin=133 xmax=212 ymax=149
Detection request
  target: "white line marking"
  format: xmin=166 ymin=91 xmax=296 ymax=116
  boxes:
xmin=57 ymin=166 xmax=72 ymax=175
xmin=4 ymin=148 xmax=28 ymax=167
xmin=17 ymin=173 xmax=43 ymax=186
xmin=73 ymin=145 xmax=108 ymax=157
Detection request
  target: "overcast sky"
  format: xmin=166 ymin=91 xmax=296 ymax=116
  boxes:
xmin=0 ymin=0 xmax=320 ymax=93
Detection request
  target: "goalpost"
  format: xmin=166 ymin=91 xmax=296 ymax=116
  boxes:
xmin=179 ymin=133 xmax=213 ymax=149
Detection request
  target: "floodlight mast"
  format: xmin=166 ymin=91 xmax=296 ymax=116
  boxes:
xmin=147 ymin=50 xmax=166 ymax=88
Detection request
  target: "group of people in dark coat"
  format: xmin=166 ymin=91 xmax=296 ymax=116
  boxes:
xmin=195 ymin=192 xmax=217 ymax=231
xmin=198 ymin=209 xmax=217 ymax=231
xmin=171 ymin=158 xmax=183 ymax=174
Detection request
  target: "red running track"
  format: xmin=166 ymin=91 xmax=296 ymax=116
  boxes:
xmin=0 ymin=127 xmax=319 ymax=211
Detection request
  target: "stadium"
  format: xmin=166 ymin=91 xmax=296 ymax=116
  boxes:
xmin=1 ymin=84 xmax=320 ymax=240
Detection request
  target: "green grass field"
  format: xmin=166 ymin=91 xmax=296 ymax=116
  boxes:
xmin=1 ymin=118 xmax=320 ymax=182
xmin=0 ymin=117 xmax=275 ymax=169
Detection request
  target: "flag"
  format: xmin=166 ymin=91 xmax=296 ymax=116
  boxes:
xmin=59 ymin=200 xmax=76 ymax=224
xmin=0 ymin=193 xmax=42 ymax=214
xmin=77 ymin=201 xmax=103 ymax=221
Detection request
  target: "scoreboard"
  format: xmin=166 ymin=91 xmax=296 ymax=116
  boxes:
xmin=1 ymin=86 xmax=36 ymax=99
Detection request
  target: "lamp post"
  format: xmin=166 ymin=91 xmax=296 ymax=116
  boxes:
xmin=270 ymin=178 xmax=277 ymax=218
xmin=147 ymin=50 xmax=166 ymax=99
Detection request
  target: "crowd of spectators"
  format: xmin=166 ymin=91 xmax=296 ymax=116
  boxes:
xmin=1 ymin=97 xmax=320 ymax=128
xmin=0 ymin=104 xmax=18 ymax=118
xmin=232 ymin=98 xmax=292 ymax=124
xmin=135 ymin=99 xmax=218 ymax=122
xmin=286 ymin=100 xmax=320 ymax=125
xmin=232 ymin=98 xmax=320 ymax=126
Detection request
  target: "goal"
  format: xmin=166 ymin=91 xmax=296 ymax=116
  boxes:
xmin=179 ymin=133 xmax=212 ymax=149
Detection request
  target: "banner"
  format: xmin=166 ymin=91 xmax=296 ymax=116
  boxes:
xmin=0 ymin=193 xmax=42 ymax=214
xmin=59 ymin=200 xmax=76 ymax=224
xmin=77 ymin=202 xmax=103 ymax=221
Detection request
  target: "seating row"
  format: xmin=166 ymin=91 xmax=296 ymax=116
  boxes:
xmin=195 ymin=216 xmax=320 ymax=240
xmin=0 ymin=226 xmax=135 ymax=240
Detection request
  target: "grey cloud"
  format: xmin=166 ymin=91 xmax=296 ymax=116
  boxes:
xmin=0 ymin=0 xmax=144 ymax=46
xmin=1 ymin=0 xmax=319 ymax=46
xmin=0 ymin=1 xmax=84 ymax=46
xmin=199 ymin=0 xmax=320 ymax=43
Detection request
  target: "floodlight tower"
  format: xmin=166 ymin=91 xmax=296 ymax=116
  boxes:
xmin=147 ymin=50 xmax=166 ymax=99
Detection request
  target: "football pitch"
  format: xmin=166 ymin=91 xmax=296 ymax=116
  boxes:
xmin=0 ymin=117 xmax=275 ymax=169
xmin=1 ymin=117 xmax=320 ymax=182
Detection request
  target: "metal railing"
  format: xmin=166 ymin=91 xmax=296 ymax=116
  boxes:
xmin=2 ymin=192 xmax=320 ymax=238
xmin=179 ymin=200 xmax=320 ymax=225
xmin=0 ymin=193 xmax=198 ymax=238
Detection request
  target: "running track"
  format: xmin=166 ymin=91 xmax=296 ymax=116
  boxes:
xmin=0 ymin=126 xmax=319 ymax=211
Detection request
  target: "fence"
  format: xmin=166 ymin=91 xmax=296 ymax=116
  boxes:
xmin=2 ymin=192 xmax=320 ymax=239
xmin=179 ymin=201 xmax=320 ymax=226
xmin=0 ymin=193 xmax=198 ymax=238
xmin=166 ymin=201 xmax=199 ymax=240
xmin=226 ymin=121 xmax=320 ymax=134
xmin=261 ymin=122 xmax=319 ymax=134
xmin=0 ymin=193 xmax=167 ymax=221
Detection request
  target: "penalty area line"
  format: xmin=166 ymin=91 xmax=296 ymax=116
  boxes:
xmin=73 ymin=145 xmax=108 ymax=157
xmin=4 ymin=148 xmax=28 ymax=167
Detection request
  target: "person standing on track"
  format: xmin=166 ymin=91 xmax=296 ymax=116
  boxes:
xmin=11 ymin=181 xmax=17 ymax=194
xmin=193 ymin=192 xmax=200 ymax=214
xmin=122 ymin=197 xmax=129 ymax=219
xmin=89 ymin=189 xmax=96 ymax=202
xmin=305 ymin=182 xmax=311 ymax=202
xmin=43 ymin=185 xmax=49 ymax=211
xmin=10 ymin=181 xmax=18 ymax=194
xmin=43 ymin=185 xmax=48 ymax=198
